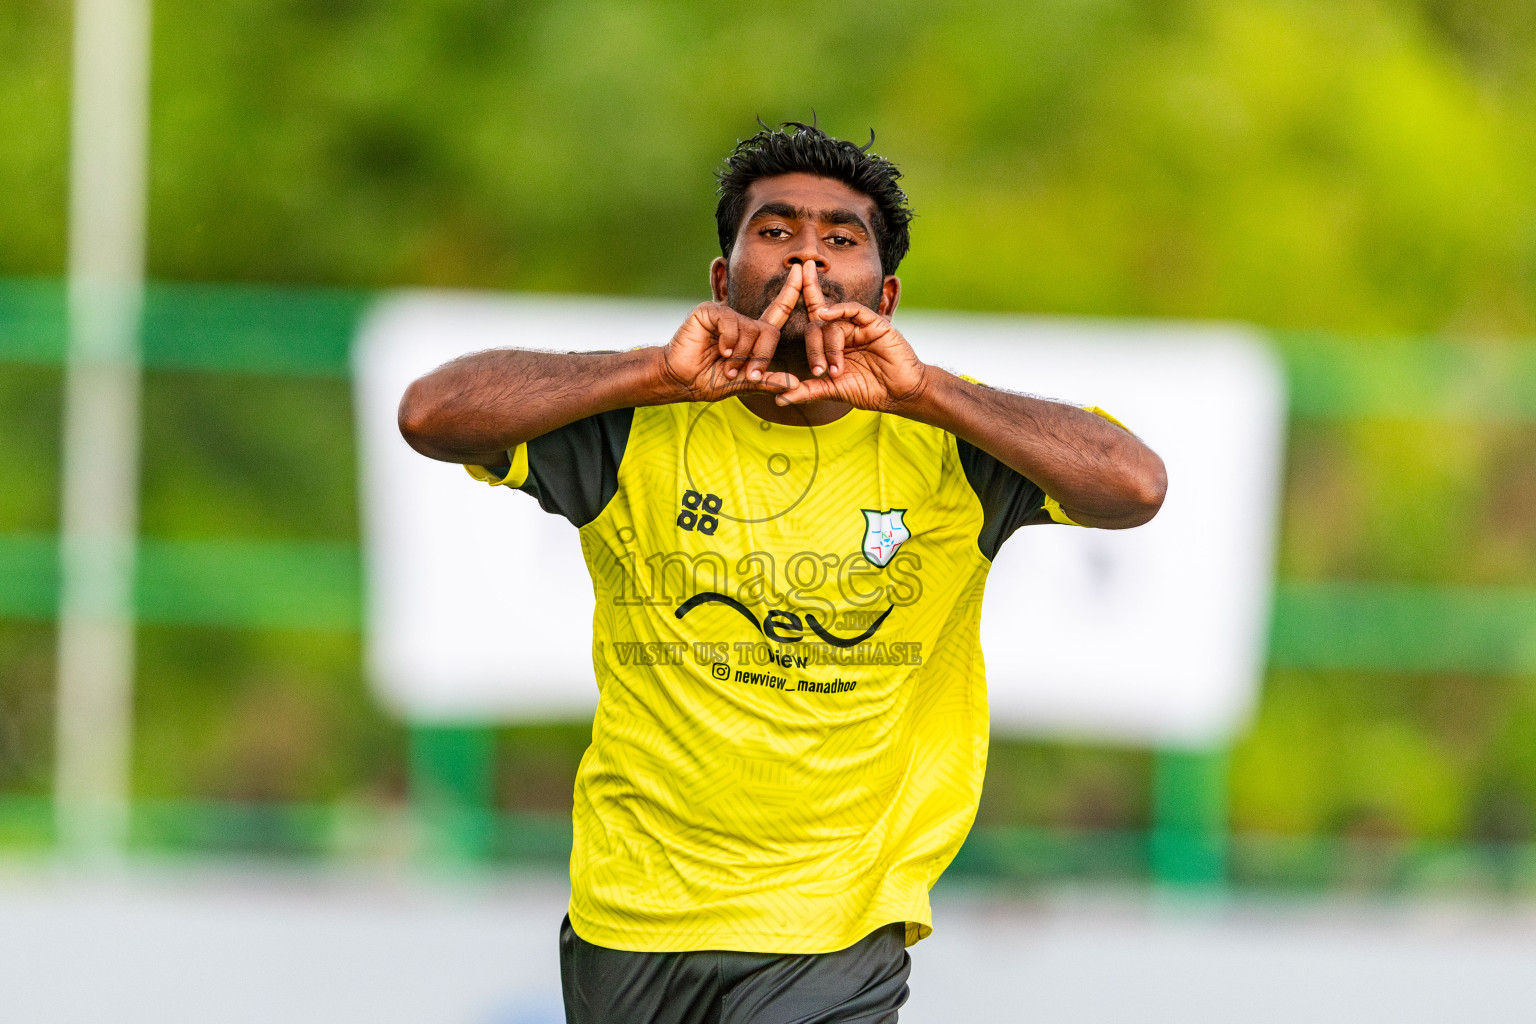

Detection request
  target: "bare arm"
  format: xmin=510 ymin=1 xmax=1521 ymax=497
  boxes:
xmin=399 ymin=346 xmax=664 ymax=467
xmin=900 ymin=370 xmax=1165 ymax=529
xmin=398 ymin=268 xmax=811 ymax=467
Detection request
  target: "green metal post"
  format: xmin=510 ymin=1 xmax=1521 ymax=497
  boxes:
xmin=1150 ymin=747 xmax=1229 ymax=887
xmin=408 ymin=725 xmax=497 ymax=865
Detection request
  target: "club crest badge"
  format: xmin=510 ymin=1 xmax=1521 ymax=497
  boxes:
xmin=860 ymin=508 xmax=911 ymax=568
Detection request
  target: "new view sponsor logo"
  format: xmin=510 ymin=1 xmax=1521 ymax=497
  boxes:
xmin=674 ymin=591 xmax=892 ymax=648
xmin=730 ymin=668 xmax=787 ymax=690
xmin=719 ymin=669 xmax=858 ymax=694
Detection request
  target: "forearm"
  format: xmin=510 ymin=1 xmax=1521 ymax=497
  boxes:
xmin=398 ymin=346 xmax=669 ymax=464
xmin=901 ymin=367 xmax=1166 ymax=529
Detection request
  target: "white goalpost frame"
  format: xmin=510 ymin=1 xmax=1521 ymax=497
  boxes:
xmin=55 ymin=0 xmax=152 ymax=861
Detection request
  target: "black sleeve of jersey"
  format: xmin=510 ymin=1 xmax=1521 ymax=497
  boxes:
xmin=955 ymin=438 xmax=1050 ymax=560
xmin=516 ymin=407 xmax=635 ymax=528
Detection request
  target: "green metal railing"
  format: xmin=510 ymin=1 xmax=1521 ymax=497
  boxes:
xmin=0 ymin=792 xmax=1531 ymax=896
xmin=7 ymin=533 xmax=1536 ymax=673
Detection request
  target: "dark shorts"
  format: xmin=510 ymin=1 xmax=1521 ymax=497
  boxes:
xmin=559 ymin=917 xmax=911 ymax=1024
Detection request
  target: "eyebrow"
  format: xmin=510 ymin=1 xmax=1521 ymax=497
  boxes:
xmin=747 ymin=201 xmax=872 ymax=236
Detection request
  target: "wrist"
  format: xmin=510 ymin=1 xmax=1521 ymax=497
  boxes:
xmin=888 ymin=362 xmax=946 ymax=422
xmin=632 ymin=346 xmax=687 ymax=406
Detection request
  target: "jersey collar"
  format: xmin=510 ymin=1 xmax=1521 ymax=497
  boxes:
xmin=724 ymin=395 xmax=878 ymax=449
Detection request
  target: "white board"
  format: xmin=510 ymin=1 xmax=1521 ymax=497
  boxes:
xmin=355 ymin=292 xmax=1285 ymax=744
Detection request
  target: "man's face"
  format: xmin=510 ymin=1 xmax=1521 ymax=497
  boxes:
xmin=711 ymin=173 xmax=897 ymax=374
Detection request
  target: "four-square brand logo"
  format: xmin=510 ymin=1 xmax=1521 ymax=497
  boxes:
xmin=677 ymin=490 xmax=722 ymax=535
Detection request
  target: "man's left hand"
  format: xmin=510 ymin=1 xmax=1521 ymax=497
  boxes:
xmin=774 ymin=263 xmax=928 ymax=413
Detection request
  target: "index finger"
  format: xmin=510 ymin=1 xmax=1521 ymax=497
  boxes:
xmin=758 ymin=263 xmax=803 ymax=329
xmin=801 ymin=261 xmax=829 ymax=316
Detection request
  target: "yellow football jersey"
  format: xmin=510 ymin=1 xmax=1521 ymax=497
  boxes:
xmin=467 ymin=395 xmax=1099 ymax=954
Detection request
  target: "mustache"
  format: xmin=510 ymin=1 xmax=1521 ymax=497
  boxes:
xmin=760 ymin=273 xmax=847 ymax=309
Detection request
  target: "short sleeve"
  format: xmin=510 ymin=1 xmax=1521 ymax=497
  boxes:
xmin=463 ymin=407 xmax=634 ymax=528
xmin=955 ymin=404 xmax=1133 ymax=556
xmin=955 ymin=439 xmax=1047 ymax=560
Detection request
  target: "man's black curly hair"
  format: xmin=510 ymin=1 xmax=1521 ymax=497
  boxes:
xmin=715 ymin=120 xmax=913 ymax=276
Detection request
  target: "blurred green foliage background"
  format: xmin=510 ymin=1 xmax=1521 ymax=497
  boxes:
xmin=5 ymin=0 xmax=1536 ymax=864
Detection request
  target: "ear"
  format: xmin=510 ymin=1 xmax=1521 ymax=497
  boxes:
xmin=877 ymin=275 xmax=901 ymax=317
xmin=709 ymin=257 xmax=729 ymax=303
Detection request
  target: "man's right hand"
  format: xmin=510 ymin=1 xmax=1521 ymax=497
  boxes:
xmin=658 ymin=263 xmax=805 ymax=402
xmin=400 ymin=265 xmax=809 ymax=466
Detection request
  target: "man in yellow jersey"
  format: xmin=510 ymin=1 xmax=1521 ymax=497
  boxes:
xmin=398 ymin=121 xmax=1166 ymax=1023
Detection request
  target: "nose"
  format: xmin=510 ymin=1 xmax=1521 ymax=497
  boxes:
xmin=784 ymin=233 xmax=828 ymax=272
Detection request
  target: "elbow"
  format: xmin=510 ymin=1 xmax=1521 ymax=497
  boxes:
xmin=1120 ymin=453 xmax=1167 ymax=528
xmin=1086 ymin=452 xmax=1165 ymax=530
xmin=397 ymin=378 xmax=450 ymax=456
xmin=1056 ymin=446 xmax=1167 ymax=531
xmin=397 ymin=376 xmax=520 ymax=465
